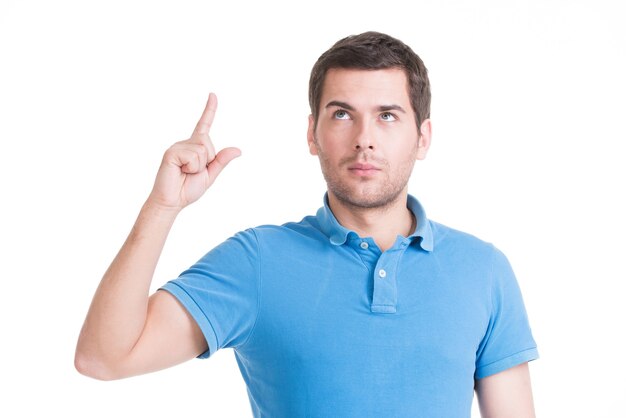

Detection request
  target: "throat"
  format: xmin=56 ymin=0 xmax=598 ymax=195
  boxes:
xmin=328 ymin=192 xmax=416 ymax=252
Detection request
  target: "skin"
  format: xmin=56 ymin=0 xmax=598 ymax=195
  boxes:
xmin=75 ymin=71 xmax=535 ymax=417
xmin=476 ymin=363 xmax=536 ymax=417
xmin=74 ymin=94 xmax=237 ymax=379
xmin=308 ymin=68 xmax=430 ymax=251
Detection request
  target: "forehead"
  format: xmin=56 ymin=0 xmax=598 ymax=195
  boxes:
xmin=321 ymin=68 xmax=411 ymax=107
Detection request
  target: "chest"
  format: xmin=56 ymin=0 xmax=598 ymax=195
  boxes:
xmin=241 ymin=245 xmax=492 ymax=374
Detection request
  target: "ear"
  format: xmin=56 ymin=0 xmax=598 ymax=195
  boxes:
xmin=307 ymin=114 xmax=318 ymax=156
xmin=416 ymin=118 xmax=432 ymax=160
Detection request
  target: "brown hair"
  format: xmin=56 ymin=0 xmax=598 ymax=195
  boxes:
xmin=308 ymin=31 xmax=431 ymax=133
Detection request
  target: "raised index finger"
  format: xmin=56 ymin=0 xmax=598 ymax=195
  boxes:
xmin=193 ymin=92 xmax=218 ymax=136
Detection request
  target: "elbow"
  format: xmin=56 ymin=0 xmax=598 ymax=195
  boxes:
xmin=74 ymin=349 xmax=122 ymax=381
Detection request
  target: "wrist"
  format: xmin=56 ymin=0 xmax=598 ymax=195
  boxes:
xmin=140 ymin=198 xmax=182 ymax=225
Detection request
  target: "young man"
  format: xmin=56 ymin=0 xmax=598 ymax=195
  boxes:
xmin=76 ymin=32 xmax=538 ymax=417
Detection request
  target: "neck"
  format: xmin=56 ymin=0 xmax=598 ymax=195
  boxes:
xmin=328 ymin=191 xmax=415 ymax=252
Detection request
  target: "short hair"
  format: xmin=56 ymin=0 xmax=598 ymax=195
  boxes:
xmin=308 ymin=31 xmax=431 ymax=133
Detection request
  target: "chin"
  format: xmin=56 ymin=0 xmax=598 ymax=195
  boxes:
xmin=333 ymin=188 xmax=405 ymax=210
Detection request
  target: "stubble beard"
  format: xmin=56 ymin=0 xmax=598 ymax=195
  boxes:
xmin=314 ymin=139 xmax=418 ymax=211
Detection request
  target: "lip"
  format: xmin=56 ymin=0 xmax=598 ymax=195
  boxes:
xmin=348 ymin=163 xmax=380 ymax=170
xmin=348 ymin=163 xmax=381 ymax=176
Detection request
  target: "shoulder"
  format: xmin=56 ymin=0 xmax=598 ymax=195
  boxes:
xmin=429 ymin=220 xmax=499 ymax=255
xmin=248 ymin=215 xmax=326 ymax=245
xmin=427 ymin=220 xmax=516 ymax=279
xmin=199 ymin=216 xmax=325 ymax=263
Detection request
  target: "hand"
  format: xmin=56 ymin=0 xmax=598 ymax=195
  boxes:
xmin=148 ymin=93 xmax=241 ymax=211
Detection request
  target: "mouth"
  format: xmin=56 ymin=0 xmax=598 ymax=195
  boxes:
xmin=348 ymin=163 xmax=381 ymax=176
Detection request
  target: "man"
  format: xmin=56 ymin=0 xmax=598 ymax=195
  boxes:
xmin=75 ymin=32 xmax=538 ymax=417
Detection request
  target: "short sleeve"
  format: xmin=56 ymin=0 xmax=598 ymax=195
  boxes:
xmin=159 ymin=229 xmax=260 ymax=358
xmin=475 ymin=247 xmax=538 ymax=379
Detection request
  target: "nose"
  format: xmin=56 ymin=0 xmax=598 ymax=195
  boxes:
xmin=354 ymin=120 xmax=375 ymax=151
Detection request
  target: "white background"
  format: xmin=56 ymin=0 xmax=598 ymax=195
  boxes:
xmin=1 ymin=0 xmax=624 ymax=416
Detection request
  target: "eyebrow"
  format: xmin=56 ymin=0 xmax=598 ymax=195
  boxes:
xmin=325 ymin=100 xmax=406 ymax=113
xmin=325 ymin=101 xmax=355 ymax=111
xmin=378 ymin=104 xmax=406 ymax=113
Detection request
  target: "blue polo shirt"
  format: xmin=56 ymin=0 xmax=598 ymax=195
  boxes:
xmin=161 ymin=195 xmax=538 ymax=417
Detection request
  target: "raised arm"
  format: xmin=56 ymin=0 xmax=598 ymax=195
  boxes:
xmin=74 ymin=94 xmax=240 ymax=380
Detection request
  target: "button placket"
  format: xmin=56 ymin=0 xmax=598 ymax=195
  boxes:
xmin=371 ymin=252 xmax=399 ymax=314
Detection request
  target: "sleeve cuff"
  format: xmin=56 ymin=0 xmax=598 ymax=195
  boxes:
xmin=475 ymin=347 xmax=539 ymax=379
xmin=158 ymin=283 xmax=218 ymax=359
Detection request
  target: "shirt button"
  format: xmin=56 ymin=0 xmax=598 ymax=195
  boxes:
xmin=360 ymin=242 xmax=369 ymax=250
xmin=378 ymin=269 xmax=387 ymax=278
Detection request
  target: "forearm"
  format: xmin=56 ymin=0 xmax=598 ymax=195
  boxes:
xmin=76 ymin=93 xmax=239 ymax=380
xmin=75 ymin=199 xmax=179 ymax=377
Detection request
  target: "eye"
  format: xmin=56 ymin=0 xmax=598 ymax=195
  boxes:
xmin=380 ymin=112 xmax=397 ymax=122
xmin=333 ymin=110 xmax=350 ymax=120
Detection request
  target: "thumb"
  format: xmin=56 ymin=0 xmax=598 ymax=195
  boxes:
xmin=207 ymin=147 xmax=242 ymax=181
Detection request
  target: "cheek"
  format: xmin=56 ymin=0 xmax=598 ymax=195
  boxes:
xmin=319 ymin=119 xmax=354 ymax=139
xmin=388 ymin=139 xmax=419 ymax=164
xmin=315 ymin=130 xmax=346 ymax=155
xmin=318 ymin=143 xmax=341 ymax=164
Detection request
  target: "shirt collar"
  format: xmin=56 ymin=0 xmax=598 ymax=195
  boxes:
xmin=407 ymin=194 xmax=434 ymax=251
xmin=315 ymin=193 xmax=434 ymax=252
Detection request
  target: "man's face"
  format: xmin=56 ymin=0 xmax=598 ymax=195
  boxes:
xmin=308 ymin=68 xmax=431 ymax=209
